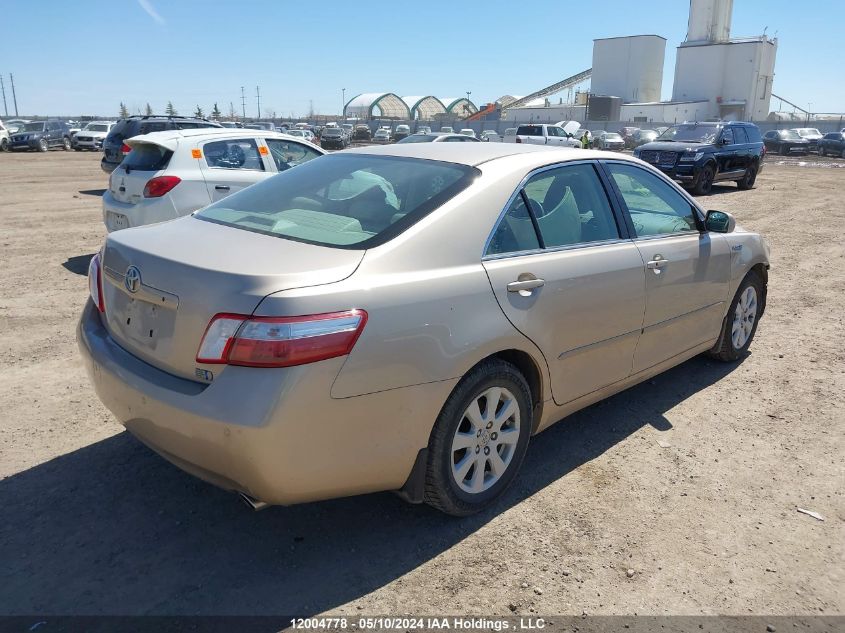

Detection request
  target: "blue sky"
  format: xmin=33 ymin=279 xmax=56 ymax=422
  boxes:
xmin=0 ymin=0 xmax=841 ymax=118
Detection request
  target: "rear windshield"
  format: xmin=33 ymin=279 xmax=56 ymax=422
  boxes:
xmin=85 ymin=124 xmax=110 ymax=132
xmin=195 ymin=154 xmax=477 ymax=249
xmin=517 ymin=125 xmax=543 ymax=136
xmin=322 ymin=128 xmax=342 ymax=136
xmin=780 ymin=130 xmax=801 ymax=140
xmin=123 ymin=143 xmax=173 ymax=171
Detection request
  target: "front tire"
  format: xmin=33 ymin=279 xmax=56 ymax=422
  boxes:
xmin=709 ymin=271 xmax=764 ymax=362
xmin=0 ymin=137 xmax=7 ymax=152
xmin=424 ymin=359 xmax=532 ymax=516
xmin=38 ymin=138 xmax=49 ymax=152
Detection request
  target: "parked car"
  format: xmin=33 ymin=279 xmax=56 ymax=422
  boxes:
xmin=514 ymin=123 xmax=581 ymax=147
xmin=284 ymin=129 xmax=316 ymax=143
xmin=394 ymin=124 xmax=411 ymax=141
xmin=0 ymin=120 xmax=9 ymax=151
xmin=219 ymin=121 xmax=244 ymax=129
xmin=502 ymin=128 xmax=518 ymax=143
xmin=353 ymin=124 xmax=372 ymax=141
xmin=396 ymin=133 xmax=480 ymax=143
xmin=101 ymin=115 xmax=223 ymax=173
xmin=8 ymin=120 xmax=72 ymax=152
xmin=817 ymin=132 xmax=845 ymax=158
xmin=102 ymin=129 xmax=323 ymax=232
xmin=440 ymin=126 xmax=454 ymax=133
xmin=593 ymin=132 xmax=625 ymax=151
xmin=634 ymin=121 xmax=764 ymax=195
xmin=320 ymin=126 xmax=348 ymax=149
xmin=763 ymin=129 xmax=809 ymax=156
xmin=341 ymin=123 xmax=355 ymax=140
xmin=73 ymin=121 xmax=116 ymax=151
xmin=243 ymin=122 xmax=277 ymax=131
xmin=791 ymin=127 xmax=823 ymax=151
xmin=373 ymin=129 xmax=392 ymax=143
xmin=619 ymin=126 xmax=641 ymax=148
xmin=480 ymin=130 xmax=501 ymax=142
xmin=632 ymin=129 xmax=659 ymax=147
xmin=459 ymin=129 xmax=477 ymax=138
xmin=416 ymin=126 xmax=432 ymax=135
xmin=3 ymin=119 xmax=30 ymax=133
xmin=80 ymin=143 xmax=770 ymax=516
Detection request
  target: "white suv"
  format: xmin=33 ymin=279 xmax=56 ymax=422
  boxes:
xmin=103 ymin=129 xmax=324 ymax=232
xmin=73 ymin=121 xmax=116 ymax=151
xmin=0 ymin=120 xmax=9 ymax=151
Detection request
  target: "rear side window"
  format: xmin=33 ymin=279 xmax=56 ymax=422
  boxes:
xmin=265 ymin=139 xmax=321 ymax=170
xmin=745 ymin=126 xmax=762 ymax=142
xmin=517 ymin=125 xmax=543 ymax=136
xmin=123 ymin=143 xmax=173 ymax=171
xmin=196 ymin=154 xmax=476 ymax=248
xmin=106 ymin=119 xmax=131 ymax=141
xmin=204 ymin=138 xmax=264 ymax=170
xmin=139 ymin=121 xmax=167 ymax=134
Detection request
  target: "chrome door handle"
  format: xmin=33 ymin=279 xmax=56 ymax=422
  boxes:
xmin=507 ymin=278 xmax=545 ymax=293
xmin=646 ymin=255 xmax=669 ymax=271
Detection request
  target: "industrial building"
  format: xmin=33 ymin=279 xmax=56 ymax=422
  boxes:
xmin=502 ymin=0 xmax=778 ymax=124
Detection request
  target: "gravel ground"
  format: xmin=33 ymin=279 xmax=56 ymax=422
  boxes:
xmin=0 ymin=150 xmax=842 ymax=616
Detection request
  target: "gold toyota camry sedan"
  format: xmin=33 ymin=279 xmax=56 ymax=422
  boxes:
xmin=78 ymin=143 xmax=770 ymax=516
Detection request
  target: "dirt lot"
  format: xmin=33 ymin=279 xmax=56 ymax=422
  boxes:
xmin=0 ymin=150 xmax=842 ymax=616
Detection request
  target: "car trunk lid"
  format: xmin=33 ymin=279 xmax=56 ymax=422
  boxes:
xmin=100 ymin=216 xmax=364 ymax=380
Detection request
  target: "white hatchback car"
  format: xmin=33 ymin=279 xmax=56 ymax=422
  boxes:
xmin=103 ymin=129 xmax=324 ymax=232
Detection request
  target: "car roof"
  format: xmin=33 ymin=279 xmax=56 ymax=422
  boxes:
xmin=344 ymin=142 xmax=632 ymax=168
xmin=124 ymin=128 xmax=315 ymax=151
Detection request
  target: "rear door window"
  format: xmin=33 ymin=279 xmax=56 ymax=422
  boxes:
xmin=732 ymin=127 xmax=748 ymax=144
xmin=203 ymin=138 xmax=265 ymax=171
xmin=517 ymin=125 xmax=543 ymax=136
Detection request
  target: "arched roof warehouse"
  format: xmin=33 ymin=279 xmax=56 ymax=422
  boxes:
xmin=438 ymin=97 xmax=478 ymax=116
xmin=344 ymin=93 xmax=410 ymax=119
xmin=402 ymin=96 xmax=446 ymax=120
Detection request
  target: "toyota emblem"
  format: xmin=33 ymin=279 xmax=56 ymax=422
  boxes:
xmin=124 ymin=266 xmax=141 ymax=293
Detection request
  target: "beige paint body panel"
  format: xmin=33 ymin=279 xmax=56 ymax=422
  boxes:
xmin=483 ymin=242 xmax=646 ymax=405
xmin=632 ymin=233 xmax=730 ymax=372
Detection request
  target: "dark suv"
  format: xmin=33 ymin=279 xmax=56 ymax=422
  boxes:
xmin=9 ymin=120 xmax=72 ymax=152
xmin=633 ymin=121 xmax=764 ymax=195
xmin=101 ymin=115 xmax=222 ymax=173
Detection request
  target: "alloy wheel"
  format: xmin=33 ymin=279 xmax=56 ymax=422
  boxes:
xmin=731 ymin=286 xmax=758 ymax=349
xmin=450 ymin=386 xmax=520 ymax=494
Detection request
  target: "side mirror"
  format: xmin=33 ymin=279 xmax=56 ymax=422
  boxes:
xmin=705 ymin=210 xmax=736 ymax=233
xmin=720 ymin=136 xmax=731 ymax=145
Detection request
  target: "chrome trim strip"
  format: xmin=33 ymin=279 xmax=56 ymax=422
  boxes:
xmin=642 ymin=301 xmax=724 ymax=333
xmin=103 ymin=265 xmax=179 ymax=309
xmin=482 ymin=237 xmax=634 ymax=262
xmin=557 ymin=328 xmax=641 ymax=361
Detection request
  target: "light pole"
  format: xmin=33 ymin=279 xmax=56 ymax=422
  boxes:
xmin=807 ymin=102 xmax=812 ymax=123
xmin=342 ymin=88 xmax=346 ymax=120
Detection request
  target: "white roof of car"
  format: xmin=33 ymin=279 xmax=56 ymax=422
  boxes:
xmin=124 ymin=128 xmax=306 ymax=151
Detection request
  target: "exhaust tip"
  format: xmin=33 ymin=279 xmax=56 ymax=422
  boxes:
xmin=238 ymin=492 xmax=269 ymax=511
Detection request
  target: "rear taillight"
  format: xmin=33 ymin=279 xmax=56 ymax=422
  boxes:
xmin=196 ymin=310 xmax=368 ymax=368
xmin=87 ymin=253 xmax=105 ymax=313
xmin=120 ymin=143 xmax=132 ymax=154
xmin=143 ymin=175 xmax=181 ymax=198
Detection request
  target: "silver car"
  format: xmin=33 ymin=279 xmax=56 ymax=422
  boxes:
xmin=79 ymin=144 xmax=770 ymax=516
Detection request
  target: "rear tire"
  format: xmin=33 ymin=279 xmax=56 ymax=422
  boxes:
xmin=62 ymin=137 xmax=71 ymax=151
xmin=818 ymin=147 xmax=825 ymax=157
xmin=841 ymin=149 xmax=845 ymax=159
xmin=736 ymin=163 xmax=758 ymax=190
xmin=693 ymin=164 xmax=715 ymax=196
xmin=708 ymin=271 xmax=764 ymax=362
xmin=424 ymin=359 xmax=532 ymax=516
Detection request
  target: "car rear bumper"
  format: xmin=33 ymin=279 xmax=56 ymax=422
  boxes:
xmin=77 ymin=301 xmax=452 ymax=506
xmin=102 ymin=189 xmax=181 ymax=232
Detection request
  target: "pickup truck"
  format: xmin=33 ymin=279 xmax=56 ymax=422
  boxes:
xmin=508 ymin=122 xmax=581 ymax=147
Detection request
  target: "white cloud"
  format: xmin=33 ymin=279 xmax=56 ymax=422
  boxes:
xmin=138 ymin=0 xmax=165 ymax=25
